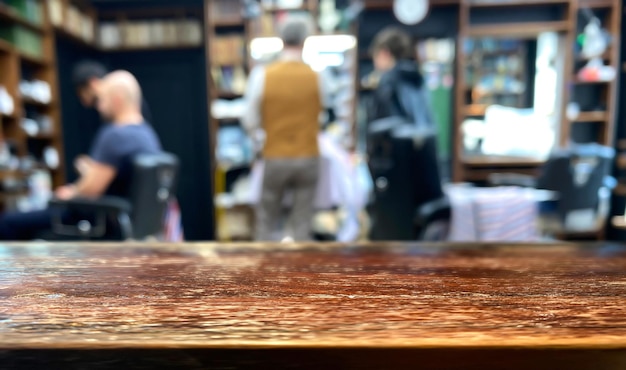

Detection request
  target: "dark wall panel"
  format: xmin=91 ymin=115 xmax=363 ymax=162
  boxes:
xmin=55 ymin=42 xmax=214 ymax=240
xmin=105 ymin=49 xmax=214 ymax=241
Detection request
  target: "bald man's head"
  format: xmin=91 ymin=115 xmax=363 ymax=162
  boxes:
xmin=96 ymin=70 xmax=143 ymax=122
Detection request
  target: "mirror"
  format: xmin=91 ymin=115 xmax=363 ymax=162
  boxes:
xmin=462 ymin=33 xmax=561 ymax=161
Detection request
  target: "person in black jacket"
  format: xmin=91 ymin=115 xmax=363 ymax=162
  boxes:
xmin=365 ymin=28 xmax=446 ymax=241
xmin=367 ymin=27 xmax=433 ymax=128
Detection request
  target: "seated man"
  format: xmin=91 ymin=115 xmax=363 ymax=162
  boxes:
xmin=0 ymin=70 xmax=162 ymax=240
xmin=73 ymin=60 xmax=153 ymax=123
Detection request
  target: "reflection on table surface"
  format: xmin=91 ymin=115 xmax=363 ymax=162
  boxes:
xmin=2 ymin=242 xmax=626 ymax=369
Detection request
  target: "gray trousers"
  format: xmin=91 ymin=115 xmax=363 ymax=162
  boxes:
xmin=255 ymin=157 xmax=320 ymax=242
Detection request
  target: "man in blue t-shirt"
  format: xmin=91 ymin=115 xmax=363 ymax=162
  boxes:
xmin=0 ymin=70 xmax=162 ymax=240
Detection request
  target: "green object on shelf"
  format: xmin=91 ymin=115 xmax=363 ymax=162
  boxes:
xmin=6 ymin=0 xmax=42 ymax=25
xmin=428 ymin=85 xmax=452 ymax=160
xmin=0 ymin=24 xmax=42 ymax=58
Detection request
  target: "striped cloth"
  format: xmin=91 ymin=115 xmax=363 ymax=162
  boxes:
xmin=162 ymin=198 xmax=184 ymax=242
xmin=447 ymin=185 xmax=539 ymax=242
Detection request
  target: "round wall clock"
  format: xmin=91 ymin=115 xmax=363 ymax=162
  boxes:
xmin=393 ymin=0 xmax=429 ymax=25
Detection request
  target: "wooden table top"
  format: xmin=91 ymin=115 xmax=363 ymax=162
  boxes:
xmin=3 ymin=242 xmax=626 ymax=369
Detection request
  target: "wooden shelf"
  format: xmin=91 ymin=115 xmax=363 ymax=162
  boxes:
xmin=579 ymin=0 xmax=615 ymax=8
xmin=22 ymin=98 xmax=53 ymax=109
xmin=0 ymin=170 xmax=30 ymax=180
xmin=0 ymin=112 xmax=17 ymax=120
xmin=99 ymin=6 xmax=203 ymax=19
xmin=54 ymin=26 xmax=97 ymax=50
xmin=364 ymin=0 xmax=458 ymax=8
xmin=468 ymin=0 xmax=569 ymax=6
xmin=464 ymin=104 xmax=488 ymax=116
xmin=0 ymin=5 xmax=44 ymax=33
xmin=467 ymin=21 xmax=570 ymax=37
xmin=576 ymin=50 xmax=612 ymax=62
xmin=463 ymin=156 xmax=545 ymax=168
xmin=262 ymin=5 xmax=309 ymax=13
xmin=573 ymin=78 xmax=614 ymax=85
xmin=26 ymin=133 xmax=56 ymax=140
xmin=570 ymin=111 xmax=609 ymax=122
xmin=0 ymin=39 xmax=49 ymax=66
xmin=214 ymin=18 xmax=245 ymax=27
xmin=104 ymin=44 xmax=204 ymax=52
xmin=18 ymin=52 xmax=50 ymax=67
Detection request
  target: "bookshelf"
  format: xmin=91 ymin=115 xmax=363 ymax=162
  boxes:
xmin=98 ymin=7 xmax=204 ymax=52
xmin=452 ymin=1 xmax=574 ymax=183
xmin=358 ymin=0 xmax=620 ymax=187
xmin=0 ymin=0 xmax=65 ymax=210
xmin=565 ymin=0 xmax=620 ymax=147
xmin=49 ymin=1 xmax=205 ymax=52
xmin=205 ymin=0 xmax=320 ymax=241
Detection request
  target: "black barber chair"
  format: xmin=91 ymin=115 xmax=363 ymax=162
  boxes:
xmin=490 ymin=144 xmax=615 ymax=238
xmin=367 ymin=117 xmax=450 ymax=241
xmin=46 ymin=152 xmax=179 ymax=241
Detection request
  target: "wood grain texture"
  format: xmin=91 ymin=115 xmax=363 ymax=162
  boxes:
xmin=2 ymin=242 xmax=626 ymax=369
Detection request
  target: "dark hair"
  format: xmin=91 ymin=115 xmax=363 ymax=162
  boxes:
xmin=72 ymin=60 xmax=107 ymax=88
xmin=369 ymin=27 xmax=413 ymax=60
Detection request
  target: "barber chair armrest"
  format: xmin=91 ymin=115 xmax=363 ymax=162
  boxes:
xmin=488 ymin=173 xmax=537 ymax=188
xmin=415 ymin=196 xmax=451 ymax=228
xmin=604 ymin=176 xmax=617 ymax=190
xmin=49 ymin=196 xmax=132 ymax=214
xmin=48 ymin=196 xmax=133 ymax=239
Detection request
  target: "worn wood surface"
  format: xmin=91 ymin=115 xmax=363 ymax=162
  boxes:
xmin=2 ymin=242 xmax=626 ymax=369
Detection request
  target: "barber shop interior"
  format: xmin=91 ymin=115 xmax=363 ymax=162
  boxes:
xmin=2 ymin=0 xmax=626 ymax=368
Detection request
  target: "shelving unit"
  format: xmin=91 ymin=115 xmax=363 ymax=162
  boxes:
xmin=0 ymin=0 xmax=66 ymax=209
xmin=98 ymin=7 xmax=204 ymax=52
xmin=565 ymin=0 xmax=620 ymax=147
xmin=48 ymin=1 xmax=204 ymax=53
xmin=464 ymin=40 xmax=529 ymax=111
xmin=454 ymin=1 xmax=571 ymax=182
xmin=204 ymin=0 xmax=248 ymax=241
xmin=452 ymin=0 xmax=622 ymax=183
xmin=49 ymin=0 xmax=97 ymax=46
xmin=205 ymin=0 xmax=321 ymax=241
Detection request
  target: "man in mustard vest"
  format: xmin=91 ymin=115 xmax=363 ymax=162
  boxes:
xmin=242 ymin=14 xmax=330 ymax=241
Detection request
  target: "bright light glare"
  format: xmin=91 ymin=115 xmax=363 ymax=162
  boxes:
xmin=250 ymin=37 xmax=284 ymax=60
xmin=307 ymin=54 xmax=344 ymax=71
xmin=303 ymin=35 xmax=357 ymax=53
xmin=250 ymin=34 xmax=357 ymax=64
